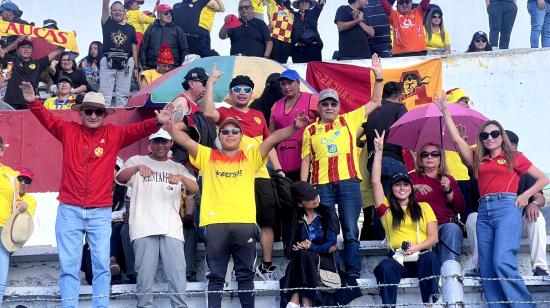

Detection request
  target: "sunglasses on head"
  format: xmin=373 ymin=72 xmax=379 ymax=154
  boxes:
xmin=83 ymin=108 xmax=106 ymax=117
xmin=475 ymin=38 xmax=487 ymax=43
xmin=17 ymin=176 xmax=32 ymax=185
xmin=320 ymin=101 xmax=339 ymax=108
xmin=420 ymin=151 xmax=441 ymax=159
xmin=231 ymin=86 xmax=253 ymax=94
xmin=220 ymin=127 xmax=241 ymax=136
xmin=479 ymin=130 xmax=501 ymax=141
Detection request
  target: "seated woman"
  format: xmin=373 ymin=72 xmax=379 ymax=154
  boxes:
xmin=466 ymin=31 xmax=492 ymax=53
xmin=410 ymin=143 xmax=464 ymax=264
xmin=280 ymin=181 xmax=339 ymax=308
xmin=371 ymin=130 xmax=440 ymax=306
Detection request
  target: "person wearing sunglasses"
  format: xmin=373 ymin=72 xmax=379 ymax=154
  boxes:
xmin=381 ymin=0 xmax=431 ymax=57
xmin=435 ymin=94 xmax=549 ymax=307
xmin=423 ymin=7 xmax=450 ymax=55
xmin=203 ymin=68 xmax=284 ymax=281
xmin=301 ymin=54 xmax=383 ymax=280
xmin=21 ymin=81 xmax=174 ymax=308
xmin=219 ymin=0 xmax=273 ymax=58
xmin=166 ymin=108 xmax=308 ymax=308
xmin=139 ymin=4 xmax=189 ymax=71
xmin=371 ymin=130 xmax=440 ymax=306
xmin=409 ymin=143 xmax=465 ymax=266
xmin=466 ymin=31 xmax=493 ymax=52
xmin=280 ymin=181 xmax=340 ymax=308
xmin=0 ymin=139 xmax=37 ymax=303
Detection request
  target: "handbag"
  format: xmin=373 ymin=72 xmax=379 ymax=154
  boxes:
xmin=300 ymin=28 xmax=319 ymax=45
xmin=389 ymin=220 xmax=421 ymax=265
xmin=106 ymin=52 xmax=129 ymax=70
xmin=318 ymin=255 xmax=341 ymax=292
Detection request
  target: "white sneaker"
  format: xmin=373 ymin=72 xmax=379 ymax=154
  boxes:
xmin=286 ymin=302 xmax=300 ymax=308
xmin=255 ymin=265 xmax=279 ymax=281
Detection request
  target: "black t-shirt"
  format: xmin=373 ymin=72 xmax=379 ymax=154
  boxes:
xmin=228 ymin=18 xmax=271 ymax=57
xmin=518 ymin=173 xmax=537 ymax=196
xmin=102 ymin=17 xmax=138 ymax=56
xmin=173 ymin=0 xmax=210 ymax=34
xmin=2 ymin=54 xmax=50 ymax=109
xmin=334 ymin=5 xmax=371 ymax=59
xmin=51 ymin=69 xmax=90 ymax=90
xmin=363 ymin=99 xmax=408 ymax=171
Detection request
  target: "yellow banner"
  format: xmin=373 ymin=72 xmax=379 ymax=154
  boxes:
xmin=0 ymin=21 xmax=79 ymax=53
xmin=374 ymin=58 xmax=442 ymax=111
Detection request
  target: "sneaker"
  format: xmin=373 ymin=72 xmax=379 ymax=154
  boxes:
xmin=255 ymin=265 xmax=279 ymax=281
xmin=533 ymin=266 xmax=549 ymax=276
xmin=110 ymin=261 xmax=121 ymax=276
xmin=463 ymin=268 xmax=480 ymax=277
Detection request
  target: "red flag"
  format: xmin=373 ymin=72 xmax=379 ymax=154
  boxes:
xmin=31 ymin=37 xmax=59 ymax=60
xmin=306 ymin=61 xmax=371 ymax=113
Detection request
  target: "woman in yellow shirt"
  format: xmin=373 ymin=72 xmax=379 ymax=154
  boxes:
xmin=424 ymin=7 xmax=451 ymax=54
xmin=371 ymin=130 xmax=440 ymax=306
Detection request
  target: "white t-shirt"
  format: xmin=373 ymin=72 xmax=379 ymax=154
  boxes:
xmin=120 ymin=155 xmax=196 ymax=242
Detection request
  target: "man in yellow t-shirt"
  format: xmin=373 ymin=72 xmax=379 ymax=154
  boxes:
xmin=170 ymin=113 xmax=308 ymax=308
xmin=300 ymin=55 xmax=384 ymax=279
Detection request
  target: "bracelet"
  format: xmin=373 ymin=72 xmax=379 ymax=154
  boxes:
xmin=444 ymin=188 xmax=453 ymax=195
xmin=375 ymin=78 xmax=384 ymax=82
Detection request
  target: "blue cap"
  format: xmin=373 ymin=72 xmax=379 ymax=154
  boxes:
xmin=277 ymin=69 xmax=300 ymax=81
xmin=0 ymin=3 xmax=22 ymax=17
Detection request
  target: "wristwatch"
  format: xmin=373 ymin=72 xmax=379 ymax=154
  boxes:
xmin=530 ymin=200 xmax=541 ymax=207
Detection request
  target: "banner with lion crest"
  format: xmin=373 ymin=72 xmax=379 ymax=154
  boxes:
xmin=306 ymin=59 xmax=442 ymax=112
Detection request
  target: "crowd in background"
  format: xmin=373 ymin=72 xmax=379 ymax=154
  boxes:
xmin=0 ymin=0 xmax=550 ymax=308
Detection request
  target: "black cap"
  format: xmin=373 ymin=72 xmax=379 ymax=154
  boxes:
xmin=43 ymin=19 xmax=58 ymax=30
xmin=390 ymin=172 xmax=412 ymax=186
xmin=291 ymin=181 xmax=319 ymax=203
xmin=473 ymin=31 xmax=488 ymax=41
xmin=505 ymin=130 xmax=519 ymax=145
xmin=229 ymin=75 xmax=254 ymax=89
xmin=17 ymin=39 xmax=33 ymax=49
xmin=58 ymin=76 xmax=73 ymax=86
xmin=182 ymin=67 xmax=209 ymax=89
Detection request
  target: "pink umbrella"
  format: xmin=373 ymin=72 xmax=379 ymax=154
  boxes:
xmin=387 ymin=103 xmax=489 ymax=152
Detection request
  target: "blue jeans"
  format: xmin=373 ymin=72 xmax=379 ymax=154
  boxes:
xmin=381 ymin=157 xmax=407 ymax=196
xmin=56 ymin=203 xmax=112 ymax=308
xmin=527 ymin=1 xmax=550 ymax=47
xmin=436 ymin=223 xmax=463 ymax=263
xmin=477 ymin=193 xmax=534 ymax=308
xmin=316 ymin=179 xmax=362 ymax=278
xmin=0 ymin=227 xmax=10 ymax=303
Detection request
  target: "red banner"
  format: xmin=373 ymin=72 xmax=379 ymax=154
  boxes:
xmin=306 ymin=61 xmax=372 ymax=113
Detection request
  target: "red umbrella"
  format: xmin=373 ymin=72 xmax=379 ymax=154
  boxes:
xmin=387 ymin=103 xmax=489 ymax=152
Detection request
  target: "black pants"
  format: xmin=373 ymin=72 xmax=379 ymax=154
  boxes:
xmin=187 ymin=33 xmax=202 ymax=55
xmin=487 ymin=0 xmax=517 ymax=49
xmin=369 ymin=42 xmax=393 ymax=58
xmin=291 ymin=44 xmax=322 ymax=63
xmin=392 ymin=50 xmax=428 ymax=58
xmin=197 ymin=26 xmax=212 ymax=56
xmin=205 ymin=223 xmax=258 ymax=308
xmin=360 ymin=206 xmax=385 ymax=241
xmin=270 ymin=39 xmax=292 ymax=63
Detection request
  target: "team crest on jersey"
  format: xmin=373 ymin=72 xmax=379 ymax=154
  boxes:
xmin=28 ymin=63 xmax=36 ymax=70
xmin=327 ymin=144 xmax=338 ymax=154
xmin=497 ymin=159 xmax=507 ymax=165
xmin=94 ymin=147 xmax=104 ymax=157
xmin=254 ymin=117 xmax=262 ymax=125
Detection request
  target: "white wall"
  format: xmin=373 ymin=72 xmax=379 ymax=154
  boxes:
xmin=15 ymin=0 xmax=533 ymax=60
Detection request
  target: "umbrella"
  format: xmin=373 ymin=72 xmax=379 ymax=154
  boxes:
xmin=387 ymin=103 xmax=489 ymax=152
xmin=128 ymin=56 xmax=317 ymax=107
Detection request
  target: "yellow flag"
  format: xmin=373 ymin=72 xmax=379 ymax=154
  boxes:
xmin=0 ymin=20 xmax=79 ymax=53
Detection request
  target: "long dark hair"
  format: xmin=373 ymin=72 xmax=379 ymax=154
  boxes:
xmin=83 ymin=41 xmax=103 ymax=66
xmin=466 ymin=32 xmax=492 ymax=52
xmin=387 ymin=184 xmax=423 ymax=229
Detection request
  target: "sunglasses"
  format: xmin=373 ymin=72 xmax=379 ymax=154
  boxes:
xmin=238 ymin=5 xmax=252 ymax=11
xmin=83 ymin=108 xmax=106 ymax=117
xmin=231 ymin=86 xmax=253 ymax=94
xmin=432 ymin=15 xmax=441 ymax=19
xmin=479 ymin=130 xmax=501 ymax=141
xmin=220 ymin=127 xmax=241 ymax=136
xmin=475 ymin=38 xmax=487 ymax=43
xmin=161 ymin=11 xmax=172 ymax=15
xmin=420 ymin=151 xmax=441 ymax=159
xmin=17 ymin=176 xmax=32 ymax=185
xmin=320 ymin=101 xmax=339 ymax=108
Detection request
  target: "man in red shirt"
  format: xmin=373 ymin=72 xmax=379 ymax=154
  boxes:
xmin=381 ymin=0 xmax=430 ymax=57
xmin=20 ymin=81 xmax=172 ymax=307
xmin=202 ymin=67 xmax=284 ymax=280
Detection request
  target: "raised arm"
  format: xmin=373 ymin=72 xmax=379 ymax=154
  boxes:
xmin=380 ymin=0 xmax=393 ymax=16
xmin=260 ymin=112 xmax=308 ymax=158
xmin=22 ymin=81 xmax=67 ymax=140
xmin=47 ymin=47 xmax=65 ymax=62
xmin=434 ymin=93 xmax=475 ymax=167
xmin=419 ymin=0 xmax=430 ymax=13
xmin=219 ymin=18 xmax=229 ymax=39
xmin=365 ymin=54 xmax=384 ymax=117
xmin=371 ymin=130 xmax=386 ymax=208
xmin=201 ymin=64 xmax=222 ymax=123
xmin=102 ymin=0 xmax=110 ymax=25
xmin=166 ymin=121 xmax=199 ymax=158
